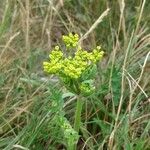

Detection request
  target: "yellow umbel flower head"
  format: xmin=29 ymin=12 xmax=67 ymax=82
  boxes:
xmin=43 ymin=33 xmax=104 ymax=94
xmin=43 ymin=33 xmax=104 ymax=79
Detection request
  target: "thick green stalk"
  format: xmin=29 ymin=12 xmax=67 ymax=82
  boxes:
xmin=74 ymin=95 xmax=83 ymax=132
xmin=73 ymin=95 xmax=83 ymax=149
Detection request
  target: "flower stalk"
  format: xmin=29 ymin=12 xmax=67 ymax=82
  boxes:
xmin=74 ymin=95 xmax=83 ymax=133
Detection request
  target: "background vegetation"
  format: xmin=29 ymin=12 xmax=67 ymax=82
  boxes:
xmin=0 ymin=0 xmax=150 ymax=149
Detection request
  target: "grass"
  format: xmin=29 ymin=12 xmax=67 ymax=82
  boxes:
xmin=0 ymin=0 xmax=150 ymax=149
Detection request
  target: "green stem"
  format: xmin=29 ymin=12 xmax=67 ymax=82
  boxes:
xmin=73 ymin=95 xmax=83 ymax=150
xmin=74 ymin=95 xmax=83 ymax=132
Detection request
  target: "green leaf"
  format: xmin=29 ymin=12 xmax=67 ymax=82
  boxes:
xmin=62 ymin=92 xmax=75 ymax=99
xmin=93 ymin=119 xmax=112 ymax=136
xmin=81 ymin=64 xmax=97 ymax=81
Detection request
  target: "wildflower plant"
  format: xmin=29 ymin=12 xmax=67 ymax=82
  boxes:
xmin=43 ymin=33 xmax=104 ymax=149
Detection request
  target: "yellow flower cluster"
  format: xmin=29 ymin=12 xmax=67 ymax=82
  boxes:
xmin=62 ymin=33 xmax=79 ymax=48
xmin=75 ymin=46 xmax=104 ymax=63
xmin=43 ymin=33 xmax=104 ymax=79
xmin=43 ymin=46 xmax=63 ymax=74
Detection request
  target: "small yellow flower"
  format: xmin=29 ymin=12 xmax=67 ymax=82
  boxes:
xmin=96 ymin=46 xmax=101 ymax=50
xmin=55 ymin=45 xmax=60 ymax=50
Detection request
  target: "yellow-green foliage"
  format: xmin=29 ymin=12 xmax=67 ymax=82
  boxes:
xmin=43 ymin=33 xmax=104 ymax=79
